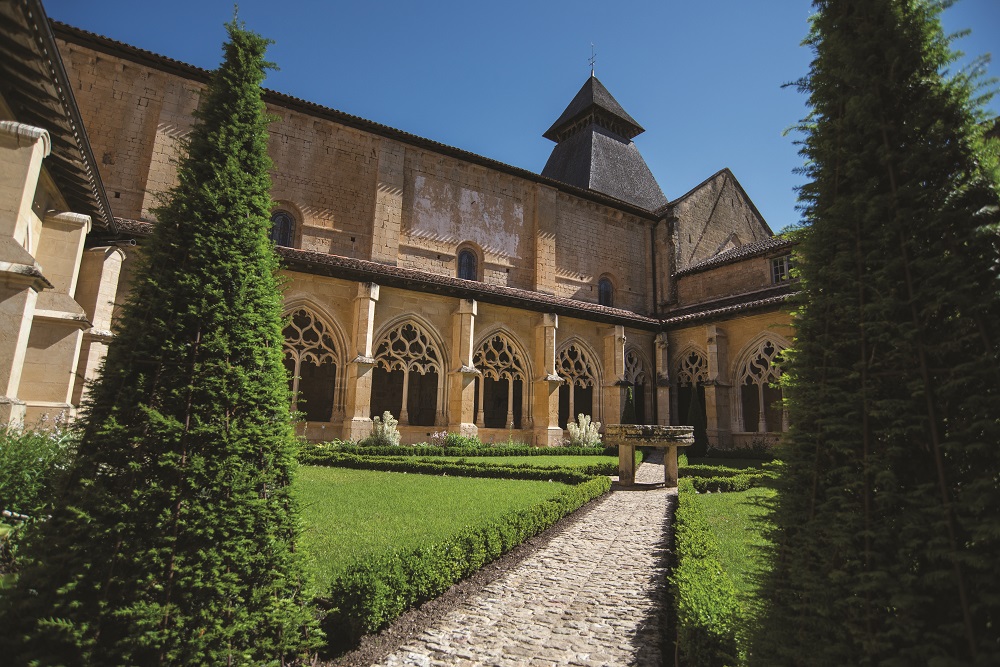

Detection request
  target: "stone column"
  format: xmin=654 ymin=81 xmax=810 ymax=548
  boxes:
xmin=72 ymin=246 xmax=126 ymax=407
xmin=705 ymin=324 xmax=732 ymax=449
xmin=449 ymin=298 xmax=479 ymax=437
xmin=533 ymin=312 xmax=562 ymax=446
xmin=654 ymin=332 xmax=671 ymax=425
xmin=20 ymin=212 xmax=92 ymax=422
xmin=0 ymin=122 xmax=51 ymax=424
xmin=369 ymin=140 xmax=403 ymax=264
xmin=602 ymin=324 xmax=626 ymax=425
xmin=342 ymin=282 xmax=379 ymax=441
xmin=532 ymin=186 xmax=558 ymax=295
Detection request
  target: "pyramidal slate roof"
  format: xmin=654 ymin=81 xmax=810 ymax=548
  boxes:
xmin=541 ymin=76 xmax=667 ymax=211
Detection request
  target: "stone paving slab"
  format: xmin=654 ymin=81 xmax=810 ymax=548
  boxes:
xmin=376 ymin=456 xmax=675 ymax=667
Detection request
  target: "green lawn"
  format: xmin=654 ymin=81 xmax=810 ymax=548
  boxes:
xmin=295 ymin=466 xmax=572 ymax=590
xmin=693 ymin=486 xmax=775 ymax=602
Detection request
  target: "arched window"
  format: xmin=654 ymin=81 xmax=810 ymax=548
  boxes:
xmin=371 ymin=321 xmax=443 ymax=427
xmin=283 ymin=308 xmax=338 ymax=421
xmin=270 ymin=210 xmax=295 ymax=247
xmin=473 ymin=333 xmax=527 ymax=429
xmin=598 ymin=277 xmax=614 ymax=307
xmin=557 ymin=343 xmax=598 ymax=429
xmin=457 ymin=248 xmax=478 ymax=281
xmin=673 ymin=349 xmax=708 ymax=429
xmin=736 ymin=338 xmax=785 ymax=432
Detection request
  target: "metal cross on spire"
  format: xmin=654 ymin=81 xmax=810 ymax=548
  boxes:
xmin=589 ymin=43 xmax=596 ymax=77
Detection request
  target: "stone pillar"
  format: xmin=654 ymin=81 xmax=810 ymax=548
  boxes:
xmin=705 ymin=324 xmax=732 ymax=449
xmin=342 ymin=282 xmax=379 ymax=441
xmin=0 ymin=121 xmax=50 ymax=252
xmin=20 ymin=212 xmax=92 ymax=422
xmin=602 ymin=324 xmax=626 ymax=425
xmin=449 ymin=298 xmax=479 ymax=437
xmin=0 ymin=122 xmax=52 ymax=424
xmin=72 ymin=246 xmax=126 ymax=407
xmin=654 ymin=332 xmax=671 ymax=425
xmin=533 ymin=312 xmax=562 ymax=446
xmin=532 ymin=186 xmax=558 ymax=295
xmin=369 ymin=140 xmax=403 ymax=265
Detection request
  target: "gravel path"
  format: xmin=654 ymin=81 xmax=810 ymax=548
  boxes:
xmin=369 ymin=455 xmax=677 ymax=667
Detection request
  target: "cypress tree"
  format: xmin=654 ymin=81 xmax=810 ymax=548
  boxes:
xmin=0 ymin=21 xmax=321 ymax=665
xmin=751 ymin=1 xmax=1000 ymax=665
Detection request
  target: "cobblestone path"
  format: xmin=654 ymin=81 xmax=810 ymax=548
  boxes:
xmin=376 ymin=457 xmax=676 ymax=667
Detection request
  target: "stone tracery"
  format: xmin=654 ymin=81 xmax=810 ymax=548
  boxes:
xmin=473 ymin=332 xmax=527 ymax=429
xmin=372 ymin=321 xmax=443 ymax=426
xmin=282 ymin=307 xmax=339 ymax=421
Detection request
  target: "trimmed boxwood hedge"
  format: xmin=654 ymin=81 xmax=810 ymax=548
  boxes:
xmin=319 ymin=475 xmax=611 ymax=649
xmin=298 ymin=450 xmax=597 ymax=485
xmin=303 ymin=443 xmax=619 ymax=457
xmin=670 ymin=478 xmax=740 ymax=667
xmin=679 ymin=464 xmax=776 ymax=493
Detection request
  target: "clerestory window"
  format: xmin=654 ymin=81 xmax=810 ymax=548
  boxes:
xmin=457 ymin=248 xmax=478 ymax=281
xmin=598 ymin=277 xmax=614 ymax=307
xmin=270 ymin=210 xmax=295 ymax=247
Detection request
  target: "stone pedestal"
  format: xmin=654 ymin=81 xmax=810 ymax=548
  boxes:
xmin=604 ymin=424 xmax=694 ymax=487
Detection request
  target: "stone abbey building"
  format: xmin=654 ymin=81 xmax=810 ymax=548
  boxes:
xmin=1 ymin=0 xmax=795 ymax=448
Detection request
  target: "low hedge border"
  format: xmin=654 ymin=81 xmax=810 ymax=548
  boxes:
xmin=670 ymin=478 xmax=741 ymax=667
xmin=298 ymin=450 xmax=596 ymax=485
xmin=320 ymin=475 xmax=611 ymax=649
xmin=302 ymin=443 xmax=619 ymax=458
xmin=679 ymin=464 xmax=776 ymax=493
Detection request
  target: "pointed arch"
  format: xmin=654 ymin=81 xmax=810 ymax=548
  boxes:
xmin=556 ymin=338 xmax=603 ymax=429
xmin=280 ymin=302 xmax=346 ymax=422
xmin=671 ymin=344 xmax=709 ymax=429
xmin=624 ymin=344 xmax=652 ymax=424
xmin=472 ymin=327 xmax=531 ymax=429
xmin=371 ymin=316 xmax=446 ymax=427
xmin=731 ymin=332 xmax=792 ymax=433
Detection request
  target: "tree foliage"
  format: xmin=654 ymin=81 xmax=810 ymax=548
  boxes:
xmin=751 ymin=1 xmax=1000 ymax=664
xmin=0 ymin=22 xmax=320 ymax=665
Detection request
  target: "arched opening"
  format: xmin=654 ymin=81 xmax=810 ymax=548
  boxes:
xmin=270 ymin=209 xmax=296 ymax=247
xmin=673 ymin=349 xmax=708 ymax=429
xmin=457 ymin=247 xmax=479 ymax=281
xmin=557 ymin=343 xmax=598 ymax=429
xmin=598 ymin=276 xmax=614 ymax=307
xmin=737 ymin=338 xmax=785 ymax=432
xmin=371 ymin=321 xmax=443 ymax=427
xmin=473 ymin=333 xmax=527 ymax=429
xmin=623 ymin=347 xmax=649 ymax=424
xmin=282 ymin=308 xmax=338 ymax=421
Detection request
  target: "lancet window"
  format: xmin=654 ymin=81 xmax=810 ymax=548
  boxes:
xmin=282 ymin=308 xmax=338 ymax=422
xmin=623 ymin=347 xmax=649 ymax=424
xmin=473 ymin=333 xmax=526 ymax=429
xmin=673 ymin=349 xmax=708 ymax=429
xmin=371 ymin=321 xmax=443 ymax=427
xmin=557 ymin=344 xmax=598 ymax=429
xmin=736 ymin=338 xmax=786 ymax=433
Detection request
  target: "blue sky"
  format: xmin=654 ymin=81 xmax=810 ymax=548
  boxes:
xmin=45 ymin=0 xmax=1000 ymax=232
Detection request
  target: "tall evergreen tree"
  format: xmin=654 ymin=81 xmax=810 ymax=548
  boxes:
xmin=0 ymin=21 xmax=320 ymax=666
xmin=751 ymin=1 xmax=1000 ymax=664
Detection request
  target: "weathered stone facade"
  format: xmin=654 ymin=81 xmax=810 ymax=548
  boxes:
xmin=0 ymin=1 xmax=796 ymax=449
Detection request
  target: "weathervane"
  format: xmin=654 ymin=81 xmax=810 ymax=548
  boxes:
xmin=589 ymin=43 xmax=596 ymax=77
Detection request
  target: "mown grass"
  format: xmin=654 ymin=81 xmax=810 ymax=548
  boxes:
xmin=692 ymin=486 xmax=775 ymax=603
xmin=295 ymin=466 xmax=572 ymax=590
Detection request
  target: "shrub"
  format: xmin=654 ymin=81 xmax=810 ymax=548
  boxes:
xmin=321 ymin=475 xmax=611 ymax=649
xmin=362 ymin=411 xmax=401 ymax=447
xmin=671 ymin=478 xmax=740 ymax=666
xmin=429 ymin=430 xmax=482 ymax=449
xmin=566 ymin=414 xmax=602 ymax=447
xmin=0 ymin=420 xmax=77 ymax=518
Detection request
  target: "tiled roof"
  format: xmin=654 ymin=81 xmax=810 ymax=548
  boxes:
xmin=112 ymin=218 xmax=661 ymax=329
xmin=543 ymin=76 xmax=643 ymax=142
xmin=660 ymin=284 xmax=795 ymax=326
xmin=676 ymin=235 xmax=795 ymax=277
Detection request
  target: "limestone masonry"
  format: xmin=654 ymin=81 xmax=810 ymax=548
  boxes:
xmin=1 ymin=0 xmax=795 ymax=448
